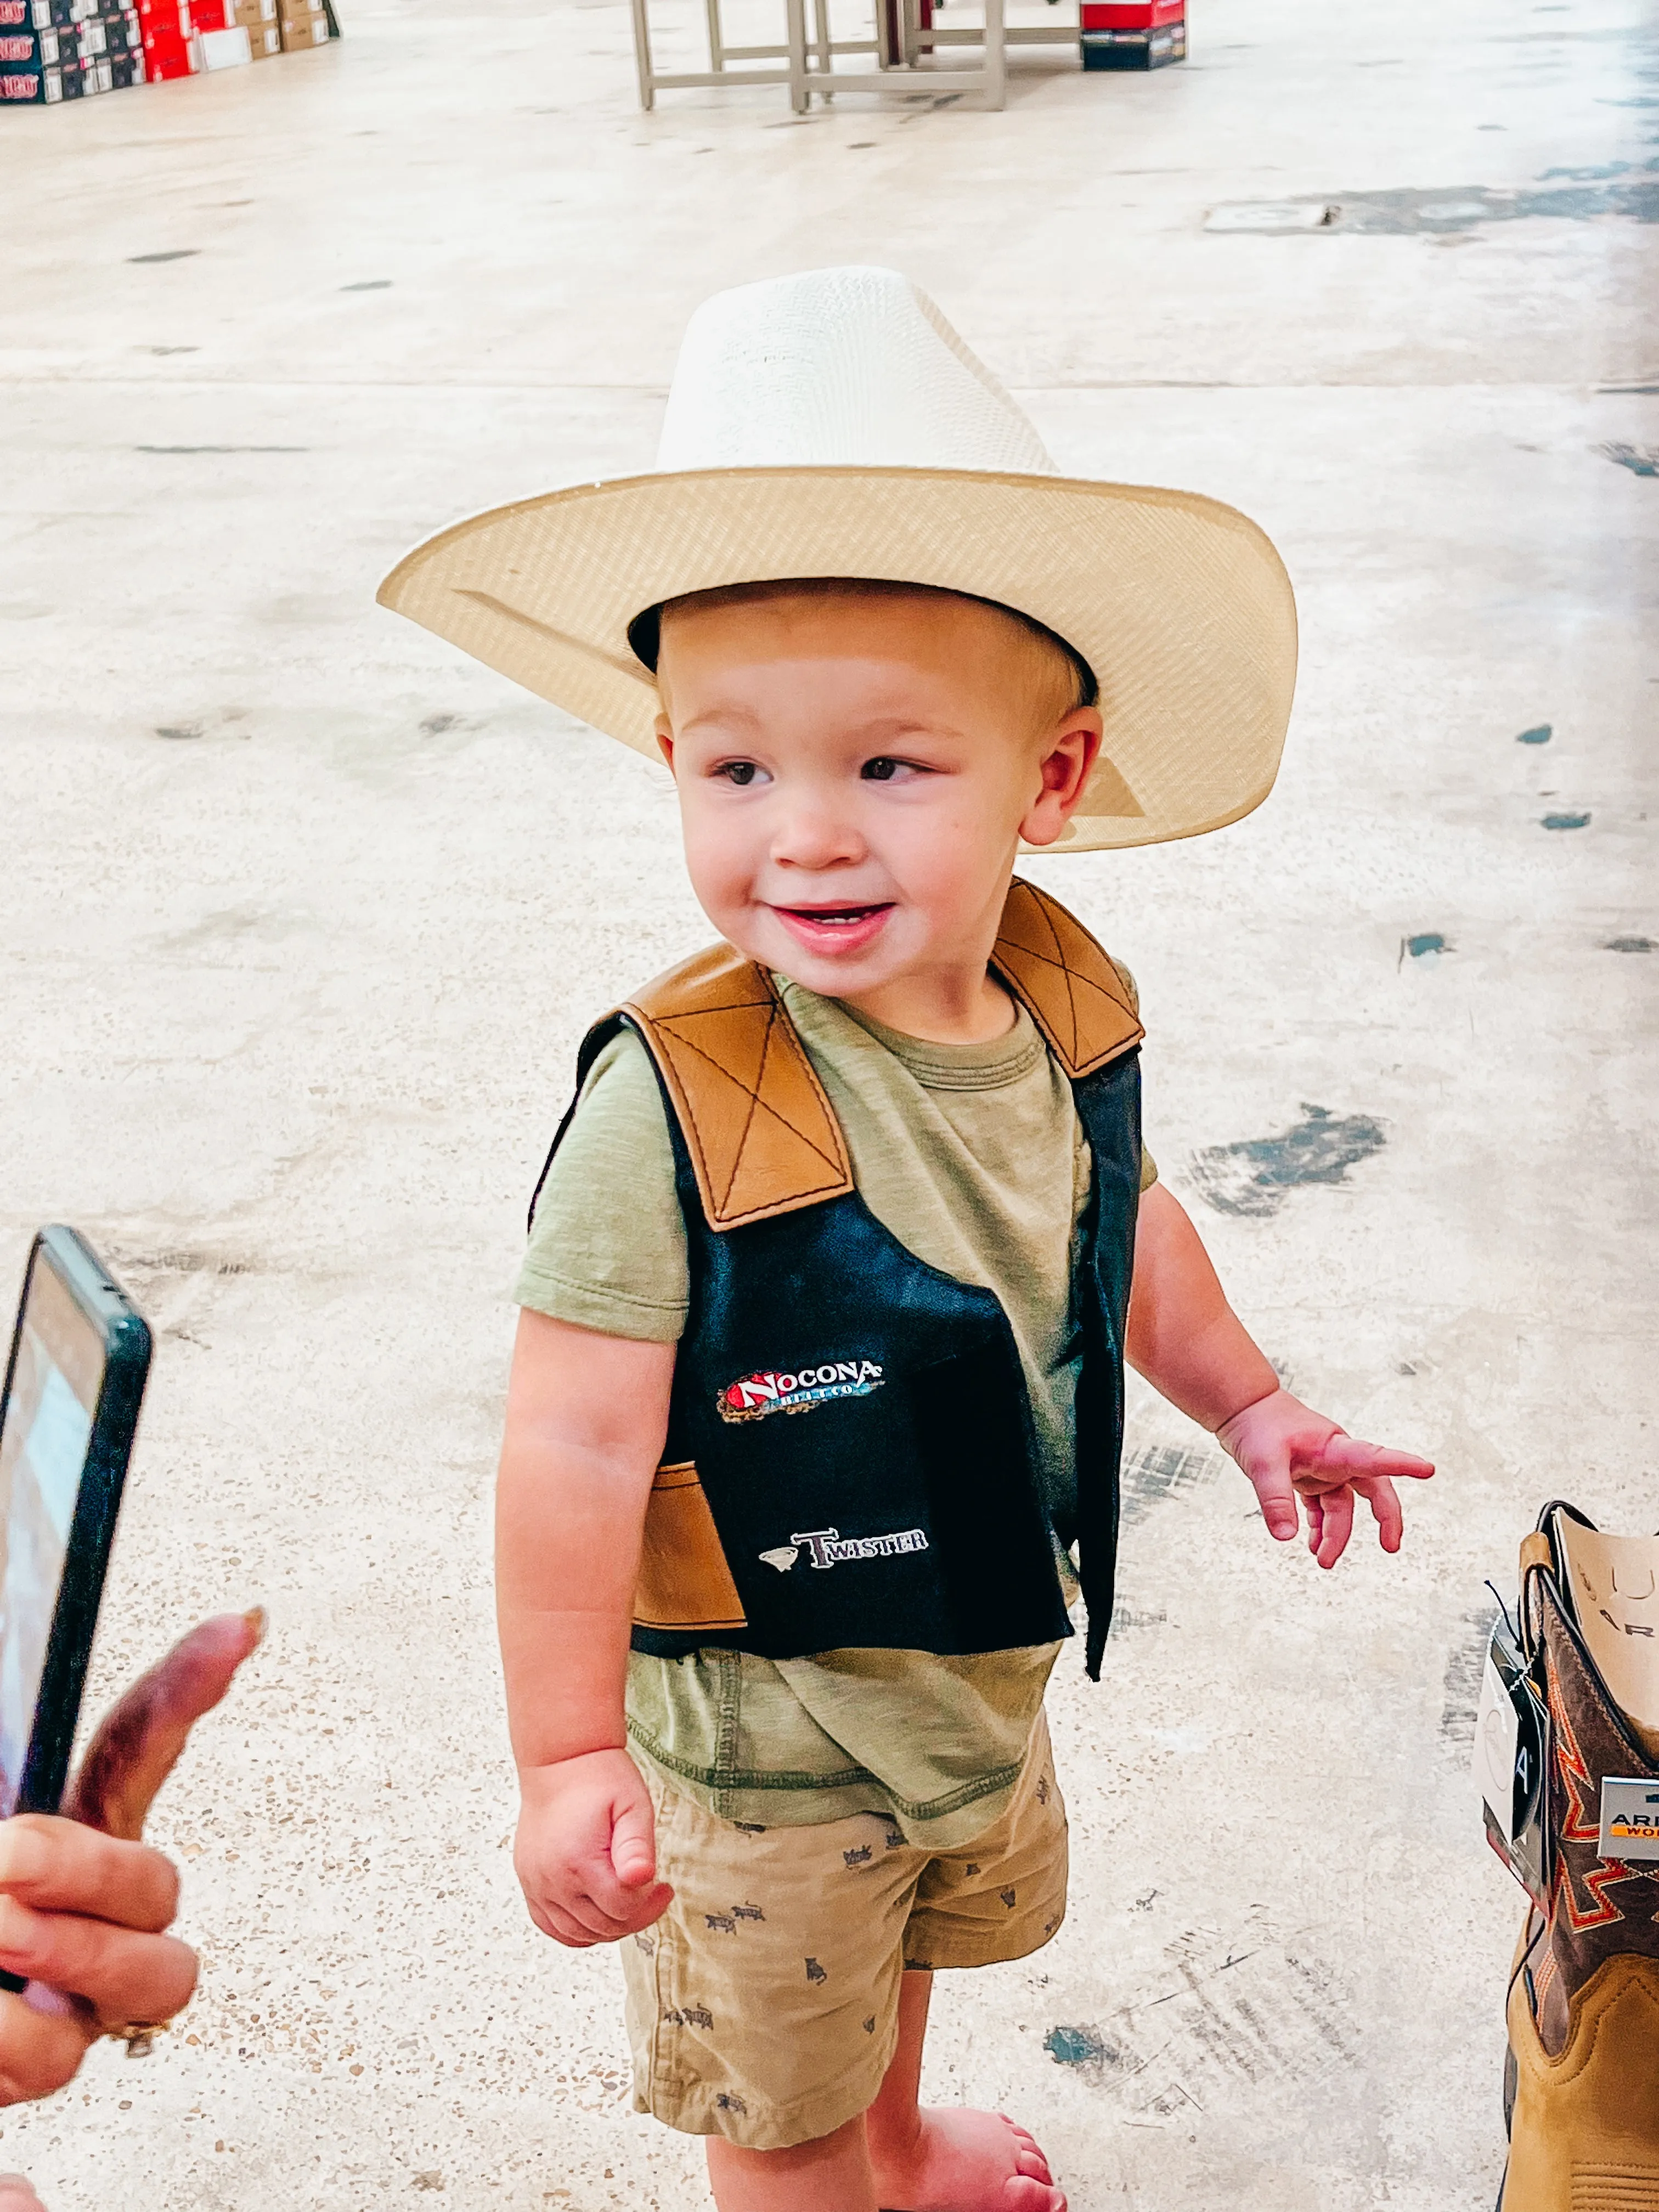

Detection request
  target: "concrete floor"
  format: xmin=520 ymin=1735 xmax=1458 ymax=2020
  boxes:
xmin=2 ymin=0 xmax=1657 ymax=2203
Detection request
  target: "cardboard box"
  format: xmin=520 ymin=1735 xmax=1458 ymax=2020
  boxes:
xmin=245 ymin=15 xmax=275 ymax=48
xmin=277 ymin=9 xmax=326 ymax=44
xmin=1080 ymin=0 xmax=1180 ymax=24
xmin=194 ymin=18 xmax=246 ymax=60
xmin=1081 ymin=18 xmax=1183 ymax=65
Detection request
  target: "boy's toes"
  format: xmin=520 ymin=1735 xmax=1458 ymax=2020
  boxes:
xmin=1005 ymin=2180 xmax=1066 ymax=2212
xmin=999 ymin=2118 xmax=1054 ymax=2183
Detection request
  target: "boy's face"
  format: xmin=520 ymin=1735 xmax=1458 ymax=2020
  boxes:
xmin=654 ymin=586 xmax=1102 ymax=1012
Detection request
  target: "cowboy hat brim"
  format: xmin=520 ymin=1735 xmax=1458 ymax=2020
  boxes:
xmin=376 ymin=464 xmax=1297 ymax=853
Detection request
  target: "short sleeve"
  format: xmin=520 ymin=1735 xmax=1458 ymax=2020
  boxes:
xmin=514 ymin=1030 xmax=690 ymax=1343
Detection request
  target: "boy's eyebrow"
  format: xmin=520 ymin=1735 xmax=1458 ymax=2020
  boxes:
xmin=677 ymin=712 xmax=969 ymax=746
xmin=677 ymin=706 xmax=765 ymax=738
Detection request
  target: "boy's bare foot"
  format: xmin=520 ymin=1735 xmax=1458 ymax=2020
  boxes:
xmin=869 ymin=2106 xmax=1066 ymax=2212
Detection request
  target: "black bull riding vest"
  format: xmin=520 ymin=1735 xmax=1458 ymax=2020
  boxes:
xmin=532 ymin=880 xmax=1144 ymax=1681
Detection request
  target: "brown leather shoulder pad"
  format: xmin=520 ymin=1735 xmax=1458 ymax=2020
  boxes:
xmin=621 ymin=941 xmax=854 ymax=1231
xmin=992 ymin=879 xmax=1145 ymax=1079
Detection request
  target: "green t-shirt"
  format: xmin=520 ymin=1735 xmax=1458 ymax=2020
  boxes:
xmin=515 ymin=974 xmax=1154 ymax=1847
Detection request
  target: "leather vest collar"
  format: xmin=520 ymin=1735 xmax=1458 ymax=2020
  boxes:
xmin=609 ymin=878 xmax=1143 ymax=1232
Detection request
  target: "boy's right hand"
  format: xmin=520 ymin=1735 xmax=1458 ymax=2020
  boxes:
xmin=513 ymin=1749 xmax=673 ymax=1949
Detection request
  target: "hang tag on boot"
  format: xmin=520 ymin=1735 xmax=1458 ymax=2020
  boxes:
xmin=1599 ymin=1778 xmax=1659 ymax=1863
xmin=1474 ymin=1612 xmax=1550 ymax=1906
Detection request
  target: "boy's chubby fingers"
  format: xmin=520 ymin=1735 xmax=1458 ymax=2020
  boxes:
xmin=610 ymin=1796 xmax=656 ymax=1887
xmin=1353 ymin=1474 xmax=1406 ymax=1553
xmin=1243 ymin=1464 xmax=1300 ymax=1543
xmin=0 ymin=2175 xmax=47 ymax=2210
xmin=526 ymin=1897 xmax=600 ymax=1950
xmin=526 ymin=1877 xmax=671 ymax=1948
xmin=1308 ymin=1434 xmax=1434 ymax=1484
xmin=1310 ymin=1485 xmax=1355 ymax=1570
xmin=0 ymin=1818 xmax=178 ymax=1934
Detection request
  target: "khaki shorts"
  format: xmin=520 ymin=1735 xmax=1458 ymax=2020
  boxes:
xmin=619 ymin=1714 xmax=1066 ymax=2150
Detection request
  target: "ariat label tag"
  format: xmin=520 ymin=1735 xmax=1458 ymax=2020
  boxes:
xmin=718 ymin=1359 xmax=884 ymax=1424
xmin=1599 ymin=1777 xmax=1659 ymax=1862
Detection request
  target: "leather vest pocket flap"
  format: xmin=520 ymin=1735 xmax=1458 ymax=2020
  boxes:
xmin=634 ymin=1461 xmax=748 ymax=1635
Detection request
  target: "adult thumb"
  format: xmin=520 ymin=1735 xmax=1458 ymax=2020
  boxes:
xmin=610 ymin=1797 xmax=657 ymax=1891
xmin=64 ymin=1609 xmax=265 ymax=1841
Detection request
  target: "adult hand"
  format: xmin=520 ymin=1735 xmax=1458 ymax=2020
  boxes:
xmin=0 ymin=2177 xmax=44 ymax=2210
xmin=1217 ymin=1389 xmax=1435 ymax=1570
xmin=514 ymin=1747 xmax=673 ymax=1949
xmin=0 ymin=1609 xmax=263 ymax=2106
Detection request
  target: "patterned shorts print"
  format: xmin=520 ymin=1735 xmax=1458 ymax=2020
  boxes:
xmin=619 ymin=1712 xmax=1068 ymax=2150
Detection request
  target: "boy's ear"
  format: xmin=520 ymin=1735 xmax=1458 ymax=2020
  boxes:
xmin=654 ymin=716 xmax=675 ymax=772
xmin=1019 ymin=709 xmax=1104 ymax=849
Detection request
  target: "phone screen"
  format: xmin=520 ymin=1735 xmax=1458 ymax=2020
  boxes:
xmin=0 ymin=1257 xmax=104 ymax=1818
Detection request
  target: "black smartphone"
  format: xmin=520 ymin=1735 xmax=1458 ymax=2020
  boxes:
xmin=0 ymin=1227 xmax=150 ymax=1821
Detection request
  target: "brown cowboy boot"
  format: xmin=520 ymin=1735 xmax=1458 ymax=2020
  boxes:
xmin=1497 ymin=1503 xmax=1659 ymax=2211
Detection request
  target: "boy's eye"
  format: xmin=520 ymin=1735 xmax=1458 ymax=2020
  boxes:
xmin=862 ymin=758 xmax=899 ymax=782
xmin=719 ymin=761 xmax=759 ymax=786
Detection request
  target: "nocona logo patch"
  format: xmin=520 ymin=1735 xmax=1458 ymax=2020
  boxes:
xmin=718 ymin=1358 xmax=884 ymax=1424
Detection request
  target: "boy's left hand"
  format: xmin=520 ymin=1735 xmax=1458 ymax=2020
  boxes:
xmin=1216 ymin=1389 xmax=1434 ymax=1570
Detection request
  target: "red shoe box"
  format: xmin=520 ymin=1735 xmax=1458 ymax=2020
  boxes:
xmin=1080 ymin=0 xmax=1182 ymax=27
xmin=142 ymin=33 xmax=191 ymax=69
xmin=137 ymin=0 xmax=194 ymax=68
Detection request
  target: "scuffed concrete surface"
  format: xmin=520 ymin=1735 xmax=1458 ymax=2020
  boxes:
xmin=1 ymin=0 xmax=1656 ymax=2200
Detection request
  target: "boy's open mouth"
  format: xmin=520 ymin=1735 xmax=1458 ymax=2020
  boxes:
xmin=769 ymin=901 xmax=896 ymax=956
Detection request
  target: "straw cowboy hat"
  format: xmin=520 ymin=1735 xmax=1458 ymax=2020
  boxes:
xmin=377 ymin=266 xmax=1297 ymax=851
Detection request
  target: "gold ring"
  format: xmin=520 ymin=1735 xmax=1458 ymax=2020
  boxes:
xmin=106 ymin=2021 xmax=172 ymax=2058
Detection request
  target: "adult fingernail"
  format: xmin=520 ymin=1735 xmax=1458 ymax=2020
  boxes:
xmin=242 ymin=1606 xmax=268 ymax=1647
xmin=21 ymin=1981 xmax=74 ymax=2019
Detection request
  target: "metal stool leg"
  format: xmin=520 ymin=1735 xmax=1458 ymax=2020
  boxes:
xmin=629 ymin=0 xmax=656 ymax=108
xmin=704 ymin=0 xmax=725 ymax=69
xmin=784 ymin=0 xmax=810 ymax=109
xmin=812 ymin=0 xmax=831 ymax=77
xmin=981 ymin=0 xmax=1004 ymax=105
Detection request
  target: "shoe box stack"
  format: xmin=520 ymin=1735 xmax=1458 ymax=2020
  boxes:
xmin=6 ymin=0 xmax=327 ymax=91
xmin=0 ymin=0 xmax=146 ymax=104
xmin=1081 ymin=0 xmax=1184 ymax=70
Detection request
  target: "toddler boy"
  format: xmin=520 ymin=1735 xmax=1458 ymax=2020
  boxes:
xmin=380 ymin=267 xmax=1432 ymax=2212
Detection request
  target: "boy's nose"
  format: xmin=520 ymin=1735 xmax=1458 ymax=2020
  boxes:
xmin=769 ymin=796 xmax=865 ymax=873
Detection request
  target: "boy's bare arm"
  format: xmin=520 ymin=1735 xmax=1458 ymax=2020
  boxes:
xmin=496 ymin=1308 xmax=677 ymax=1947
xmin=1125 ymin=1183 xmax=1433 ymax=1569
